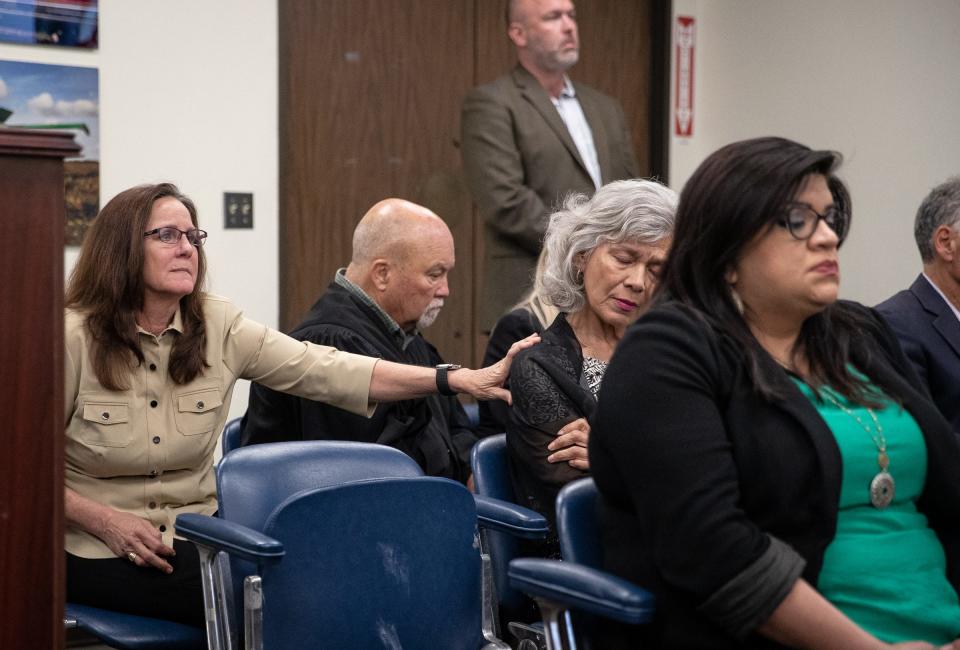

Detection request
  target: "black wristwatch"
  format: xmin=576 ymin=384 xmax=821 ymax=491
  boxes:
xmin=435 ymin=363 xmax=461 ymax=396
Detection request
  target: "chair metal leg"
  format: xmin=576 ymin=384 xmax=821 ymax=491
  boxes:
xmin=507 ymin=621 xmax=547 ymax=650
xmin=562 ymin=610 xmax=576 ymax=649
xmin=243 ymin=576 xmax=263 ymax=650
xmin=213 ymin=551 xmax=239 ymax=650
xmin=478 ymin=532 xmax=511 ymax=650
xmin=197 ymin=545 xmax=231 ymax=650
xmin=534 ymin=599 xmax=576 ymax=650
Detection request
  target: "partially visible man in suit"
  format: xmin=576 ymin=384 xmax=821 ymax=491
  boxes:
xmin=877 ymin=176 xmax=960 ymax=437
xmin=240 ymin=199 xmax=477 ymax=483
xmin=461 ymin=0 xmax=639 ymax=331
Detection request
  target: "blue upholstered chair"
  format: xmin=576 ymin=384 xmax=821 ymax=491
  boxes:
xmin=177 ymin=440 xmax=548 ymax=650
xmin=63 ymin=415 xmax=245 ymax=650
xmin=463 ymin=401 xmax=480 ymax=427
xmin=220 ymin=416 xmax=243 ymax=457
xmin=470 ymin=434 xmax=547 ymax=649
xmin=555 ymin=477 xmax=603 ymax=566
xmin=509 ymin=477 xmax=656 ymax=650
xmin=62 ymin=420 xmax=253 ymax=650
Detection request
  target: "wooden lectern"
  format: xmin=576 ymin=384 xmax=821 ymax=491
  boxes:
xmin=0 ymin=128 xmax=80 ymax=649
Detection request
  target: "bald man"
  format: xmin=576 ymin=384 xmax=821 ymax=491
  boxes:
xmin=240 ymin=199 xmax=477 ymax=483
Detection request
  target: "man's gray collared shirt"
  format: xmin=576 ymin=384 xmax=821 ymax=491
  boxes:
xmin=334 ymin=268 xmax=418 ymax=350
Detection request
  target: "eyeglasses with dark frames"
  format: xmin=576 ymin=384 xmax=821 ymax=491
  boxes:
xmin=777 ymin=202 xmax=849 ymax=244
xmin=143 ymin=226 xmax=208 ymax=247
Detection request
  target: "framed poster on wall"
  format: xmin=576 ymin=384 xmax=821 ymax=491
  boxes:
xmin=0 ymin=59 xmax=99 ymax=244
xmin=0 ymin=1 xmax=98 ymax=48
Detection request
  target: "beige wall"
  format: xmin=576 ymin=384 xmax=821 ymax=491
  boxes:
xmin=669 ymin=0 xmax=960 ymax=305
xmin=0 ymin=0 xmax=278 ymax=418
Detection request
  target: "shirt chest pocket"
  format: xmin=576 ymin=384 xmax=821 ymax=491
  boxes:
xmin=81 ymin=402 xmax=133 ymax=448
xmin=174 ymin=388 xmax=223 ymax=436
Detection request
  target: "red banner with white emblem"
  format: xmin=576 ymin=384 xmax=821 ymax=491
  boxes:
xmin=674 ymin=15 xmax=695 ymax=137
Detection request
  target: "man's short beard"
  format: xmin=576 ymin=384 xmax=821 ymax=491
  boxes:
xmin=536 ymin=48 xmax=579 ymax=72
xmin=552 ymin=49 xmax=579 ymax=70
xmin=417 ymin=299 xmax=444 ymax=330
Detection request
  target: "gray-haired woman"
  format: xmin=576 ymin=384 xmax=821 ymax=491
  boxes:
xmin=505 ymin=179 xmax=677 ymax=553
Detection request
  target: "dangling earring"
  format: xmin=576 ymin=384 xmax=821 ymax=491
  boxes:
xmin=724 ymin=266 xmax=744 ymax=316
xmin=730 ymin=285 xmax=745 ymax=315
xmin=575 ymin=268 xmax=584 ymax=284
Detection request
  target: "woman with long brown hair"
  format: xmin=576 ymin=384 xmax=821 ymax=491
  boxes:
xmin=64 ymin=182 xmax=535 ymax=625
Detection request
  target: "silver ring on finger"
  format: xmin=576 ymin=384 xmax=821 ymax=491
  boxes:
xmin=126 ymin=551 xmax=138 ymax=563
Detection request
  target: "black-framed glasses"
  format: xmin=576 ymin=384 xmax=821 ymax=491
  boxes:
xmin=143 ymin=227 xmax=208 ymax=247
xmin=777 ymin=203 xmax=849 ymax=244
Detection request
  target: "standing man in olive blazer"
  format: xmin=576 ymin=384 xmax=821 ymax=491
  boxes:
xmin=461 ymin=0 xmax=640 ymax=331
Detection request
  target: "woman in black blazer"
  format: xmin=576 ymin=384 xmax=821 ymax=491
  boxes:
xmin=591 ymin=137 xmax=960 ymax=649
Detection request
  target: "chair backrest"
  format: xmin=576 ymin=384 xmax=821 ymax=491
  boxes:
xmin=471 ymin=433 xmax=512 ymax=501
xmin=470 ymin=433 xmax=530 ymax=618
xmin=555 ymin=478 xmax=606 ymax=646
xmin=463 ymin=401 xmax=480 ymax=427
xmin=216 ymin=440 xmax=423 ymax=532
xmin=556 ymin=477 xmax=602 ymax=568
xmin=257 ymin=476 xmax=485 ymax=649
xmin=220 ymin=417 xmax=243 ymax=457
xmin=215 ymin=440 xmax=425 ymax=644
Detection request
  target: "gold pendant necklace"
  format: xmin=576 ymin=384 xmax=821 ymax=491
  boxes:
xmin=822 ymin=391 xmax=895 ymax=509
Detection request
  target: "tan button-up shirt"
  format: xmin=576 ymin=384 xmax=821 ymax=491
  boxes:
xmin=64 ymin=294 xmax=378 ymax=558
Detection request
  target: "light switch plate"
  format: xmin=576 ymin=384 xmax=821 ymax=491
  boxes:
xmin=224 ymin=192 xmax=253 ymax=229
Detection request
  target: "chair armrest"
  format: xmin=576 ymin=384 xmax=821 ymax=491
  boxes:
xmin=176 ymin=513 xmax=285 ymax=564
xmin=473 ymin=494 xmax=549 ymax=539
xmin=508 ymin=557 xmax=656 ymax=625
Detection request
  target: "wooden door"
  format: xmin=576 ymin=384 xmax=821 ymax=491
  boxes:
xmin=280 ymin=0 xmax=664 ymax=366
xmin=279 ymin=0 xmax=476 ymax=365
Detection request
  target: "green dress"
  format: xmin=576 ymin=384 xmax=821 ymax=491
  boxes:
xmin=792 ymin=377 xmax=960 ymax=643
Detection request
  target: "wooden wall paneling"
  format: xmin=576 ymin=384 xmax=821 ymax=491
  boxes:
xmin=0 ymin=128 xmax=77 ymax=650
xmin=648 ymin=0 xmax=672 ymax=182
xmin=470 ymin=1 xmax=515 ymax=363
xmin=474 ymin=0 xmax=517 ymax=84
xmin=573 ymin=0 xmax=654 ymax=176
xmin=280 ymin=0 xmax=477 ymax=365
xmin=281 ymin=0 xmax=662 ymax=368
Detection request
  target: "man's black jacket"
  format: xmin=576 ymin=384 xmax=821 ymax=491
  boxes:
xmin=240 ymin=282 xmax=476 ymax=483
